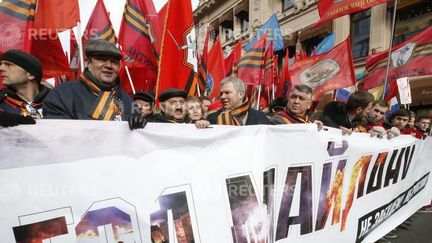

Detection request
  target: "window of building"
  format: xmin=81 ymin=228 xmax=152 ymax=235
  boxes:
xmin=351 ymin=9 xmax=371 ymax=59
xmin=209 ymin=21 xmax=219 ymax=43
xmin=236 ymin=10 xmax=249 ymax=33
xmin=394 ymin=0 xmax=432 ymax=45
xmin=221 ymin=20 xmax=234 ymax=42
xmin=283 ymin=0 xmax=294 ymax=11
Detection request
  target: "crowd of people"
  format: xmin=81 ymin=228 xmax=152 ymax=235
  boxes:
xmin=1 ymin=39 xmax=431 ymax=141
xmin=1 ymin=39 xmax=431 ymax=243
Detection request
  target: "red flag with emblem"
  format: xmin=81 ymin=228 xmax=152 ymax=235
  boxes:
xmin=238 ymin=34 xmax=266 ymax=85
xmin=34 ymin=0 xmax=80 ymax=32
xmin=290 ymin=37 xmax=355 ymax=101
xmin=82 ymin=0 xmax=117 ymax=49
xmin=315 ymin=0 xmax=390 ymax=27
xmin=207 ymin=37 xmax=226 ymax=99
xmin=363 ymin=26 xmax=432 ymax=100
xmin=118 ymin=0 xmax=158 ymax=81
xmin=0 ymin=0 xmax=36 ymax=54
xmin=156 ymin=0 xmax=197 ymax=98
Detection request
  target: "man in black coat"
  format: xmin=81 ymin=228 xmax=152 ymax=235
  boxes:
xmin=321 ymin=90 xmax=375 ymax=133
xmin=195 ymin=77 xmax=269 ymax=128
xmin=43 ymin=39 xmax=133 ymax=121
xmin=0 ymin=50 xmax=49 ymax=119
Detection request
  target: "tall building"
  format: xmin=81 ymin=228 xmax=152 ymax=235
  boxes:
xmin=194 ymin=0 xmax=432 ymax=111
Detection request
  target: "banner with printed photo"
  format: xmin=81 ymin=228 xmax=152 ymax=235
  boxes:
xmin=0 ymin=121 xmax=431 ymax=243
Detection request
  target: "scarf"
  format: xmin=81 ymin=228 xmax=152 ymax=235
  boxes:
xmin=80 ymin=70 xmax=123 ymax=120
xmin=272 ymin=110 xmax=309 ymax=124
xmin=216 ymin=98 xmax=250 ymax=126
xmin=2 ymin=86 xmax=49 ymax=118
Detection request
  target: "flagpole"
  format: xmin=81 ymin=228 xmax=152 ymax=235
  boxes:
xmin=76 ymin=23 xmax=85 ymax=72
xmin=381 ymin=0 xmax=398 ymax=100
xmin=125 ymin=66 xmax=136 ymax=94
xmin=256 ymin=85 xmax=262 ymax=110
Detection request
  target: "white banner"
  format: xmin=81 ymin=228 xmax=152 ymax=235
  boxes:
xmin=0 ymin=120 xmax=431 ymax=243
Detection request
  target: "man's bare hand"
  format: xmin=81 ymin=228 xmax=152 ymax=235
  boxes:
xmin=195 ymin=120 xmax=211 ymax=129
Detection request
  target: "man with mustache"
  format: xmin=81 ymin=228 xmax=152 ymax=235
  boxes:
xmin=195 ymin=77 xmax=269 ymax=128
xmin=154 ymin=88 xmax=188 ymax=123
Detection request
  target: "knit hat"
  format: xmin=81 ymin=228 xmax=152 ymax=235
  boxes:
xmin=1 ymin=50 xmax=43 ymax=82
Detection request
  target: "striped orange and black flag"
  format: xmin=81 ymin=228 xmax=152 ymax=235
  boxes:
xmin=195 ymin=28 xmax=209 ymax=96
xmin=224 ymin=40 xmax=242 ymax=77
xmin=82 ymin=0 xmax=117 ymax=49
xmin=238 ymin=34 xmax=267 ymax=85
xmin=0 ymin=0 xmax=36 ymax=54
xmin=118 ymin=0 xmax=159 ymax=85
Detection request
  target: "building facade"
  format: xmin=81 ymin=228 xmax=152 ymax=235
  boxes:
xmin=193 ymin=0 xmax=432 ymax=112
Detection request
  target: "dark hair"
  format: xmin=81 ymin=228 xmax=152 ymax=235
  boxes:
xmin=372 ymin=100 xmax=389 ymax=109
xmin=199 ymin=96 xmax=211 ymax=102
xmin=390 ymin=108 xmax=411 ymax=121
xmin=417 ymin=116 xmax=431 ymax=122
xmin=345 ymin=90 xmax=375 ymax=113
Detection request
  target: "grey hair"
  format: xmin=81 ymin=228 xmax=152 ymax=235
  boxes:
xmin=290 ymin=84 xmax=312 ymax=99
xmin=221 ymin=77 xmax=246 ymax=96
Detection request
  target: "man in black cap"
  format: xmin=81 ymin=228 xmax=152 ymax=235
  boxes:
xmin=0 ymin=49 xmax=49 ymax=120
xmin=133 ymin=91 xmax=154 ymax=120
xmin=42 ymin=39 xmax=145 ymax=129
xmin=154 ymin=88 xmax=187 ymax=123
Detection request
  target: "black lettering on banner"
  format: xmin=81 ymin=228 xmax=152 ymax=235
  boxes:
xmin=367 ymin=151 xmax=391 ymax=194
xmin=356 ymin=173 xmax=429 ymax=242
xmin=276 ymin=166 xmax=313 ymax=240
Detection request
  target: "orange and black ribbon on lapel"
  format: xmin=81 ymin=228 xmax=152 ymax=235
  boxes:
xmin=80 ymin=71 xmax=121 ymax=120
xmin=2 ymin=86 xmax=48 ymax=117
xmin=217 ymin=98 xmax=250 ymax=126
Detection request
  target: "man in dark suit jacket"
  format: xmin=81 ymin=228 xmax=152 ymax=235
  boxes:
xmin=195 ymin=77 xmax=269 ymax=128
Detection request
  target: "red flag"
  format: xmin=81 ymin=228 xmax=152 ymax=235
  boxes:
xmin=118 ymin=0 xmax=158 ymax=81
xmin=224 ymin=40 xmax=242 ymax=77
xmin=34 ymin=0 xmax=80 ymax=32
xmin=0 ymin=0 xmax=36 ymax=54
xmin=156 ymin=0 xmax=197 ymax=98
xmin=363 ymin=26 xmax=432 ymax=100
xmin=119 ymin=61 xmax=156 ymax=95
xmin=31 ymin=34 xmax=70 ymax=79
xmin=276 ymin=50 xmax=291 ymax=98
xmin=139 ymin=0 xmax=163 ymax=56
xmin=82 ymin=0 xmax=117 ymax=48
xmin=263 ymin=41 xmax=274 ymax=86
xmin=69 ymin=30 xmax=80 ymax=80
xmin=158 ymin=3 xmax=168 ymax=24
xmin=315 ymin=0 xmax=389 ymax=27
xmin=207 ymin=37 xmax=226 ymax=99
xmin=290 ymin=37 xmax=356 ymax=101
xmin=238 ymin=34 xmax=266 ymax=85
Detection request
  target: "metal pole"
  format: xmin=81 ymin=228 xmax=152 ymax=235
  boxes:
xmin=381 ymin=0 xmax=398 ymax=100
xmin=76 ymin=23 xmax=85 ymax=72
xmin=125 ymin=66 xmax=136 ymax=94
